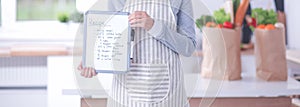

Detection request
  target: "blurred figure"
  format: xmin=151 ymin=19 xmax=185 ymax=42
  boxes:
xmin=274 ymin=0 xmax=287 ymax=44
xmin=241 ymin=0 xmax=286 ymax=50
xmin=241 ymin=3 xmax=253 ymax=50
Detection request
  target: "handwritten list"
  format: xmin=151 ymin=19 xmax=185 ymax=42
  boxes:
xmin=96 ymin=28 xmax=124 ymax=62
xmin=85 ymin=12 xmax=130 ymax=73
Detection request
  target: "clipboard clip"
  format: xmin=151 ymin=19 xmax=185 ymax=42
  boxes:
xmin=130 ymin=29 xmax=134 ymax=60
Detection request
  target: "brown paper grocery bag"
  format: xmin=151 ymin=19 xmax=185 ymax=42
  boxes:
xmin=201 ymin=27 xmax=242 ymax=80
xmin=254 ymin=28 xmax=287 ymax=81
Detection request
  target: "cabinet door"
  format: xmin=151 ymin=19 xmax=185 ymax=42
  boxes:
xmin=48 ymin=56 xmax=80 ymax=107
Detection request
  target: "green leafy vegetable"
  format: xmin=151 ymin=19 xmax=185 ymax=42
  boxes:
xmin=70 ymin=11 xmax=84 ymax=23
xmin=57 ymin=12 xmax=70 ymax=23
xmin=195 ymin=15 xmax=215 ymax=30
xmin=213 ymin=8 xmax=231 ymax=24
xmin=251 ymin=8 xmax=277 ymax=25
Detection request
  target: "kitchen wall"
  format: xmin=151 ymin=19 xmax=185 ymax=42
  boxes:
xmin=285 ymin=0 xmax=300 ymax=49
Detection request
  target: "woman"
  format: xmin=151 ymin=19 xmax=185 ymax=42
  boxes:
xmin=78 ymin=0 xmax=196 ymax=106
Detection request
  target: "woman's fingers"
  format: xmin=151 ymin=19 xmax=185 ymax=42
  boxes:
xmin=92 ymin=69 xmax=97 ymax=76
xmin=78 ymin=61 xmax=96 ymax=78
xmin=88 ymin=68 xmax=94 ymax=78
xmin=129 ymin=18 xmax=144 ymax=23
xmin=130 ymin=18 xmax=153 ymax=31
xmin=80 ymin=67 xmax=96 ymax=78
xmin=129 ymin=11 xmax=148 ymax=21
xmin=80 ymin=71 xmax=84 ymax=77
xmin=87 ymin=68 xmax=93 ymax=78
xmin=130 ymin=18 xmax=145 ymax=27
xmin=79 ymin=67 xmax=85 ymax=77
xmin=85 ymin=68 xmax=90 ymax=78
xmin=84 ymin=68 xmax=89 ymax=78
xmin=129 ymin=11 xmax=153 ymax=30
xmin=77 ymin=62 xmax=83 ymax=71
xmin=129 ymin=14 xmax=144 ymax=21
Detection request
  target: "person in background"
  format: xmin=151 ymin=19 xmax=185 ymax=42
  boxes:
xmin=241 ymin=0 xmax=286 ymax=50
xmin=274 ymin=0 xmax=284 ymax=24
xmin=241 ymin=3 xmax=253 ymax=50
xmin=274 ymin=0 xmax=287 ymax=44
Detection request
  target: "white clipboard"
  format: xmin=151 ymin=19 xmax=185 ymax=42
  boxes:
xmin=83 ymin=10 xmax=131 ymax=74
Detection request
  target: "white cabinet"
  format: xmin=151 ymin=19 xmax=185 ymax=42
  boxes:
xmin=0 ymin=90 xmax=46 ymax=107
xmin=47 ymin=56 xmax=80 ymax=107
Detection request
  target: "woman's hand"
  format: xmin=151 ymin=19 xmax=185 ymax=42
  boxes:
xmin=77 ymin=61 xmax=97 ymax=78
xmin=129 ymin=11 xmax=154 ymax=31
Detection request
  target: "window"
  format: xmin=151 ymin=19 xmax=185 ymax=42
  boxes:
xmin=17 ymin=0 xmax=76 ymax=20
xmin=0 ymin=0 xmax=82 ymax=40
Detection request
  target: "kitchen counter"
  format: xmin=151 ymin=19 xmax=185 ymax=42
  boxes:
xmin=62 ymin=51 xmax=300 ymax=98
xmin=55 ymin=55 xmax=300 ymax=107
xmin=287 ymin=50 xmax=300 ymax=64
xmin=0 ymin=43 xmax=253 ymax=57
xmin=0 ymin=44 xmax=71 ymax=57
xmin=55 ymin=53 xmax=300 ymax=98
xmin=63 ymin=71 xmax=300 ymax=98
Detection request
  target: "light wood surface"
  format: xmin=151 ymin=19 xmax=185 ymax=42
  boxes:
xmin=0 ymin=47 xmax=11 ymax=57
xmin=0 ymin=44 xmax=72 ymax=57
xmin=193 ymin=49 xmax=254 ymax=57
xmin=189 ymin=97 xmax=292 ymax=107
xmin=81 ymin=97 xmax=296 ymax=107
xmin=81 ymin=98 xmax=107 ymax=107
xmin=10 ymin=44 xmax=68 ymax=56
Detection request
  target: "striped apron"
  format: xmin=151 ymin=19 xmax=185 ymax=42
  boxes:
xmin=107 ymin=0 xmax=189 ymax=107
